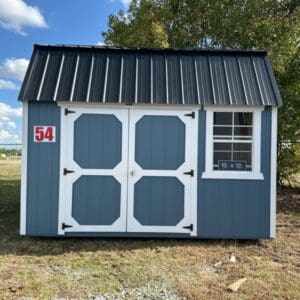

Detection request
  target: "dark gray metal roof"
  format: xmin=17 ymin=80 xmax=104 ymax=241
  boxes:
xmin=19 ymin=44 xmax=282 ymax=106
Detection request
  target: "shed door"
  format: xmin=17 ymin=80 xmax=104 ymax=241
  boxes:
xmin=58 ymin=107 xmax=128 ymax=234
xmin=127 ymin=109 xmax=198 ymax=235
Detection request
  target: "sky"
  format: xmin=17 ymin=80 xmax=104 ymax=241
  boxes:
xmin=0 ymin=0 xmax=129 ymax=144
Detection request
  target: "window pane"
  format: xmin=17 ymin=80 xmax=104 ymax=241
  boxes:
xmin=233 ymin=152 xmax=252 ymax=166
xmin=214 ymin=143 xmax=232 ymax=151
xmin=212 ymin=111 xmax=254 ymax=172
xmin=214 ymin=112 xmax=232 ymax=125
xmin=213 ymin=126 xmax=232 ymax=136
xmin=233 ymin=143 xmax=252 ymax=151
xmin=234 ymin=112 xmax=252 ymax=125
xmin=234 ymin=127 xmax=252 ymax=137
xmin=213 ymin=151 xmax=231 ymax=165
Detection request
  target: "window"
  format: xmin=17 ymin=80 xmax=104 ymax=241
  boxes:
xmin=202 ymin=108 xmax=263 ymax=180
xmin=213 ymin=112 xmax=252 ymax=171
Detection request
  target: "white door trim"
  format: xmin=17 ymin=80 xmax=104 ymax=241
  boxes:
xmin=126 ymin=109 xmax=198 ymax=236
xmin=58 ymin=107 xmax=128 ymax=234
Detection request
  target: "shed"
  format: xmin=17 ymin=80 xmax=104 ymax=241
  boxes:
xmin=19 ymin=44 xmax=281 ymax=238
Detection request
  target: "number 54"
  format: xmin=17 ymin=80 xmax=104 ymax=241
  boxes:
xmin=34 ymin=126 xmax=55 ymax=142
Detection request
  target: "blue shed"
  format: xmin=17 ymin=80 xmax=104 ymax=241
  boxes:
xmin=19 ymin=44 xmax=281 ymax=238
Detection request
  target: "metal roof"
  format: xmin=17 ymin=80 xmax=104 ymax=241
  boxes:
xmin=19 ymin=44 xmax=282 ymax=106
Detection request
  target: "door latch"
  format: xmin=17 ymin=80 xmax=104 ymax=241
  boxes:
xmin=62 ymin=223 xmax=73 ymax=230
xmin=63 ymin=168 xmax=74 ymax=175
xmin=183 ymin=169 xmax=194 ymax=177
xmin=182 ymin=224 xmax=193 ymax=231
xmin=184 ymin=112 xmax=195 ymax=119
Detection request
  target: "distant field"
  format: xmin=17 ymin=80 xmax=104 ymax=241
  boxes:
xmin=0 ymin=161 xmax=299 ymax=299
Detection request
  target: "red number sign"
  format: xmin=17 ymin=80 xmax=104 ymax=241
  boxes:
xmin=34 ymin=126 xmax=56 ymax=142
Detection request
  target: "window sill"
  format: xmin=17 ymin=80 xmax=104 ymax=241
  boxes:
xmin=201 ymin=171 xmax=264 ymax=180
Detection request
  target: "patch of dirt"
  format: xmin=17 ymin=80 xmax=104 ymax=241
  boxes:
xmin=277 ymin=187 xmax=300 ymax=214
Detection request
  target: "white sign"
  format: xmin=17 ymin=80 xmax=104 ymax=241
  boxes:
xmin=34 ymin=126 xmax=56 ymax=142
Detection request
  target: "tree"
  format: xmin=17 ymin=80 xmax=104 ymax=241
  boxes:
xmin=102 ymin=0 xmax=300 ymax=185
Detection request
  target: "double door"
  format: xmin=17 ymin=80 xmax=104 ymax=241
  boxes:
xmin=58 ymin=107 xmax=198 ymax=236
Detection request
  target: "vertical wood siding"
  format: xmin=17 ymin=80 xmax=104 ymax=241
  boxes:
xmin=134 ymin=176 xmax=184 ymax=226
xmin=135 ymin=116 xmax=185 ymax=170
xmin=24 ymin=104 xmax=272 ymax=238
xmin=197 ymin=108 xmax=271 ymax=238
xmin=26 ymin=102 xmax=60 ymax=235
xmin=73 ymin=114 xmax=122 ymax=169
xmin=72 ymin=175 xmax=121 ymax=225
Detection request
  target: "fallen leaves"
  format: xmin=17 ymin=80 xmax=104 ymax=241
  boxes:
xmin=228 ymin=278 xmax=247 ymax=292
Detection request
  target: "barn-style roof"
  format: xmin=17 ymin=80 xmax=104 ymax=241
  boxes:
xmin=19 ymin=44 xmax=282 ymax=106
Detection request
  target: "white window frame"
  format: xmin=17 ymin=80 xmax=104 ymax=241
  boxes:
xmin=202 ymin=106 xmax=264 ymax=180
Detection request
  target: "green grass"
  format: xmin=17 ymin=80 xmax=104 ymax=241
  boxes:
xmin=0 ymin=161 xmax=299 ymax=299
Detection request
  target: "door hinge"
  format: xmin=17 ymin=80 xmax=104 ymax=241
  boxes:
xmin=64 ymin=108 xmax=76 ymax=115
xmin=183 ymin=169 xmax=194 ymax=177
xmin=63 ymin=168 xmax=74 ymax=175
xmin=184 ymin=112 xmax=195 ymax=119
xmin=62 ymin=222 xmax=73 ymax=230
xmin=182 ymin=224 xmax=193 ymax=231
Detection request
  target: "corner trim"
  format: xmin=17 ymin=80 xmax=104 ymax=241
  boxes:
xmin=20 ymin=101 xmax=28 ymax=235
xmin=270 ymin=107 xmax=278 ymax=237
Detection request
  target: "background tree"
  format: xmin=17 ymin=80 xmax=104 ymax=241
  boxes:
xmin=102 ymin=0 xmax=300 ymax=185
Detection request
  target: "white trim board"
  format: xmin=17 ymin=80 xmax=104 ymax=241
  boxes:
xmin=58 ymin=107 xmax=128 ymax=234
xmin=57 ymin=102 xmax=202 ymax=110
xmin=20 ymin=101 xmax=28 ymax=235
xmin=126 ymin=109 xmax=198 ymax=236
xmin=57 ymin=102 xmax=266 ymax=110
xmin=58 ymin=106 xmax=198 ymax=236
xmin=270 ymin=108 xmax=278 ymax=238
xmin=57 ymin=105 xmax=68 ymax=235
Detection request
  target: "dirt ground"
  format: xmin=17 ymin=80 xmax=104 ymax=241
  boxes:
xmin=0 ymin=161 xmax=299 ymax=299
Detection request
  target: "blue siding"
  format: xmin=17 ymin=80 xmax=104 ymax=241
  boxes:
xmin=24 ymin=105 xmax=272 ymax=238
xmin=135 ymin=116 xmax=185 ymax=170
xmin=74 ymin=114 xmax=122 ymax=169
xmin=72 ymin=175 xmax=121 ymax=225
xmin=134 ymin=176 xmax=184 ymax=226
xmin=197 ymin=108 xmax=272 ymax=238
xmin=26 ymin=102 xmax=60 ymax=235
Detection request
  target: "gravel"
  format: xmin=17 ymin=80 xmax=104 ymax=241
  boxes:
xmin=88 ymin=283 xmax=186 ymax=300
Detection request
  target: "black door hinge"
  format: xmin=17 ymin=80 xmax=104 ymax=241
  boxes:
xmin=63 ymin=168 xmax=74 ymax=175
xmin=182 ymin=224 xmax=193 ymax=231
xmin=183 ymin=169 xmax=194 ymax=177
xmin=184 ymin=112 xmax=195 ymax=119
xmin=62 ymin=222 xmax=73 ymax=230
xmin=64 ymin=108 xmax=76 ymax=115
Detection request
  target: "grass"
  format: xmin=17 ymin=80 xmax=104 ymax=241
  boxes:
xmin=0 ymin=161 xmax=299 ymax=299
